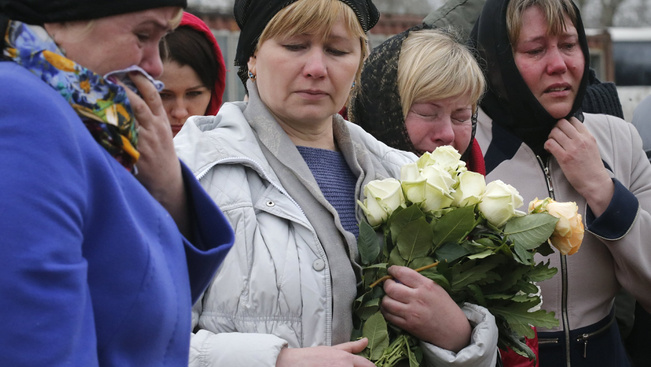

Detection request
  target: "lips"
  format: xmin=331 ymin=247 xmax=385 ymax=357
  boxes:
xmin=296 ymin=89 xmax=329 ymax=100
xmin=544 ymin=84 xmax=571 ymax=94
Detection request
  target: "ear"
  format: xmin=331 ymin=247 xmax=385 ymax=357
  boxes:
xmin=247 ymin=55 xmax=257 ymax=75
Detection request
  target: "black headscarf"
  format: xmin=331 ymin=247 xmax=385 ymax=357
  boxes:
xmin=469 ymin=0 xmax=589 ymax=157
xmin=348 ymin=24 xmax=429 ymax=155
xmin=349 ymin=24 xmax=479 ymax=161
xmin=0 ymin=0 xmax=186 ymax=24
xmin=233 ymin=0 xmax=379 ymax=86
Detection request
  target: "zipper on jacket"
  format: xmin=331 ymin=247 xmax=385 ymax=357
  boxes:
xmin=537 ymin=156 xmax=571 ymax=366
xmin=576 ymin=313 xmax=616 ymax=358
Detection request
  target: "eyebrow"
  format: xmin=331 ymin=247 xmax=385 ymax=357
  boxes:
xmin=139 ymin=19 xmax=172 ymax=32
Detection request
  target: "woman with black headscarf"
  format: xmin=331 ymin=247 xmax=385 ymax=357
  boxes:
xmin=349 ymin=25 xmax=486 ymax=175
xmin=470 ymin=0 xmax=651 ymax=365
xmin=174 ymin=0 xmax=499 ymax=365
xmin=0 ymin=1 xmax=233 ymax=365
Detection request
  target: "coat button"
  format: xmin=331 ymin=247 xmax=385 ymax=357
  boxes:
xmin=266 ymin=200 xmax=275 ymax=207
xmin=312 ymin=259 xmax=326 ymax=271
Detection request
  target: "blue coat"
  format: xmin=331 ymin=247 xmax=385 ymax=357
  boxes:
xmin=0 ymin=62 xmax=233 ymax=366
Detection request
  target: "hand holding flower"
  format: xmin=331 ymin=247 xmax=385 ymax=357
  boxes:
xmin=381 ymin=266 xmax=471 ymax=352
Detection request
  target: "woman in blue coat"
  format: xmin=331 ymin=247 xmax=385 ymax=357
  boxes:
xmin=0 ymin=0 xmax=233 ymax=365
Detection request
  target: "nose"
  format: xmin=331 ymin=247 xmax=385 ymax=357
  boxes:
xmin=169 ymin=99 xmax=189 ymax=121
xmin=140 ymin=44 xmax=164 ymax=78
xmin=303 ymin=48 xmax=327 ymax=78
xmin=545 ymin=47 xmax=568 ymax=75
xmin=429 ymin=118 xmax=455 ymax=147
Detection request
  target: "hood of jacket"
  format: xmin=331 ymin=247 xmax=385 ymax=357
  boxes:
xmin=469 ymin=0 xmax=589 ymax=157
xmin=179 ymin=12 xmax=226 ymax=116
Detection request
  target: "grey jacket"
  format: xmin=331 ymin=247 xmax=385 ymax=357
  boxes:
xmin=174 ymin=86 xmax=499 ymax=367
xmin=476 ymin=109 xmax=651 ymax=334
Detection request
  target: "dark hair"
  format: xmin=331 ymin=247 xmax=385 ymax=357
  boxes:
xmin=160 ymin=26 xmax=219 ymax=92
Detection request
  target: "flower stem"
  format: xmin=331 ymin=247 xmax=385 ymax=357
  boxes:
xmin=369 ymin=261 xmax=439 ymax=288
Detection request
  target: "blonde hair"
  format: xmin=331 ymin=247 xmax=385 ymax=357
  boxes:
xmin=506 ymin=0 xmax=577 ymax=45
xmin=256 ymin=0 xmax=369 ymax=81
xmin=397 ymin=29 xmax=485 ymax=118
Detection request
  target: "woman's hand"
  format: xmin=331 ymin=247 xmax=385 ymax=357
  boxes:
xmin=545 ymin=117 xmax=614 ymax=217
xmin=123 ymin=72 xmax=191 ymax=236
xmin=381 ymin=266 xmax=471 ymax=352
xmin=275 ymin=339 xmax=375 ymax=367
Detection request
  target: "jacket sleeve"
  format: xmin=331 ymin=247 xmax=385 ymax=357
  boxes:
xmin=187 ymin=169 xmax=292 ymax=367
xmin=586 ymin=117 xmax=651 ymax=311
xmin=190 ymin=328 xmax=287 ymax=367
xmin=179 ymin=162 xmax=234 ymax=304
xmin=190 ymin=297 xmax=287 ymax=367
xmin=420 ymin=303 xmax=498 ymax=367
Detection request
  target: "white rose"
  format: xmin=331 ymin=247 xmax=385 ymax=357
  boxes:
xmin=419 ymin=165 xmax=455 ymax=212
xmin=400 ymin=163 xmax=427 ymax=204
xmin=452 ymin=171 xmax=486 ymax=207
xmin=358 ymin=178 xmax=405 ymax=226
xmin=479 ymin=180 xmax=525 ymax=227
xmin=417 ymin=146 xmax=466 ymax=176
xmin=422 ymin=182 xmax=454 ymax=212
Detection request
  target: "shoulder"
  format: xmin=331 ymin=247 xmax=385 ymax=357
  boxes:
xmin=345 ymin=120 xmax=417 ymax=168
xmin=174 ymin=102 xmax=260 ymax=173
xmin=583 ymin=113 xmax=637 ymax=143
xmin=1 ymin=62 xmax=71 ymax=113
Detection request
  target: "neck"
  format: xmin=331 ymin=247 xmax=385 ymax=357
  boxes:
xmin=276 ymin=116 xmax=337 ymax=151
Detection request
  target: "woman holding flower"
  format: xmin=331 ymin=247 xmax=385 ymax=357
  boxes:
xmin=470 ymin=0 xmax=651 ymax=365
xmin=349 ymin=25 xmax=486 ymax=175
xmin=174 ymin=0 xmax=499 ymax=365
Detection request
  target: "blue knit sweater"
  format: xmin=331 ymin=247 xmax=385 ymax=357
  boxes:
xmin=297 ymin=146 xmax=359 ymax=238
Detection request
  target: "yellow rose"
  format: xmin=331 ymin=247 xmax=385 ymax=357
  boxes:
xmin=528 ymin=198 xmax=584 ymax=255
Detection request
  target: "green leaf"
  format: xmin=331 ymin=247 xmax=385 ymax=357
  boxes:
xmin=396 ymin=217 xmax=433 ymax=262
xmin=388 ymin=204 xmax=424 ymax=244
xmin=513 ymin=242 xmax=535 ymax=265
xmin=363 ymin=312 xmax=390 ymax=361
xmin=409 ymin=257 xmax=436 ymax=270
xmin=449 ymin=258 xmax=502 ymax=292
xmin=504 ymin=213 xmax=558 ymax=250
xmin=490 ymin=302 xmax=559 ymax=332
xmin=527 ymin=260 xmax=558 ymax=282
xmin=357 ymin=298 xmax=381 ymax=320
xmin=536 ymin=241 xmax=555 ymax=256
xmin=431 ymin=206 xmax=477 ymax=248
xmin=388 ymin=246 xmax=406 ymax=266
xmin=468 ymin=249 xmax=494 ymax=260
xmin=358 ymin=221 xmax=382 ymax=266
xmin=435 ymin=242 xmax=470 ymax=263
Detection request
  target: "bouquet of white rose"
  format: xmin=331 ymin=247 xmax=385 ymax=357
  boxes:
xmin=352 ymin=146 xmax=584 ymax=366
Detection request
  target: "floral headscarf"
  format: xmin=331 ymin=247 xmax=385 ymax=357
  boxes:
xmin=3 ymin=21 xmax=140 ymax=171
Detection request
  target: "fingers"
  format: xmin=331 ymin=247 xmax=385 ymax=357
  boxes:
xmin=128 ymin=72 xmax=163 ymax=110
xmin=333 ymin=338 xmax=368 ymax=354
xmin=386 ymin=265 xmax=425 ymax=289
xmin=125 ymin=72 xmax=165 ymax=130
xmin=332 ymin=339 xmax=376 ymax=367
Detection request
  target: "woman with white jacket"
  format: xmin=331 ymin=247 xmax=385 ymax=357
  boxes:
xmin=174 ymin=0 xmax=499 ymax=365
